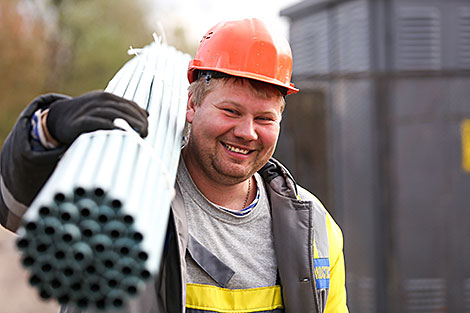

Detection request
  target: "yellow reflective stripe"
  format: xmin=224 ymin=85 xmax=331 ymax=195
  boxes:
xmin=186 ymin=283 xmax=284 ymax=313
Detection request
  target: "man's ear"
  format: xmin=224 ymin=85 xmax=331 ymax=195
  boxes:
xmin=186 ymin=93 xmax=196 ymax=123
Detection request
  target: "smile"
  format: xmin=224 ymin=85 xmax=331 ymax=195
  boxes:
xmin=222 ymin=142 xmax=251 ymax=155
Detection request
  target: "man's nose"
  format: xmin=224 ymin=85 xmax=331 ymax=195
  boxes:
xmin=233 ymin=118 xmax=258 ymax=141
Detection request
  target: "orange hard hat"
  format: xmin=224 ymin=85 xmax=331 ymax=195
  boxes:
xmin=187 ymin=18 xmax=299 ymax=95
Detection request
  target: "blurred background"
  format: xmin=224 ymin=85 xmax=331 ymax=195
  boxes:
xmin=1 ymin=0 xmax=469 ymax=312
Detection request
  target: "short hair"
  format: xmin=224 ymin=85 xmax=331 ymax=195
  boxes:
xmin=188 ymin=72 xmax=286 ymax=112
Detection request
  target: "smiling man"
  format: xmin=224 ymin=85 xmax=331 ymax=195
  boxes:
xmin=183 ymin=79 xmax=282 ymax=190
xmin=0 ymin=18 xmax=348 ymax=313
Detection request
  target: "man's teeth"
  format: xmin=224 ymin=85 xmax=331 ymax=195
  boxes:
xmin=223 ymin=143 xmax=250 ymax=154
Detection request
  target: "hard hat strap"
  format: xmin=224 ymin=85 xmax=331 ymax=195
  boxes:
xmin=196 ymin=70 xmax=231 ymax=84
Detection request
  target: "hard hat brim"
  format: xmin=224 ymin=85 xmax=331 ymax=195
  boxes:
xmin=188 ymin=63 xmax=299 ymax=95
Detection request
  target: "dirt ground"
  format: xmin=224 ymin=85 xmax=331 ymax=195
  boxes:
xmin=0 ymin=227 xmax=59 ymax=313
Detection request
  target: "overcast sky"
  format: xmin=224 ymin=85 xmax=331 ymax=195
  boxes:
xmin=148 ymin=0 xmax=302 ymax=42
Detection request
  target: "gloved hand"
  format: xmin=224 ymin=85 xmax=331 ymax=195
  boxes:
xmin=46 ymin=91 xmax=149 ymax=145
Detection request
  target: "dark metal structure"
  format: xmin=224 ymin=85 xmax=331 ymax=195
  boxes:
xmin=276 ymin=0 xmax=470 ymax=312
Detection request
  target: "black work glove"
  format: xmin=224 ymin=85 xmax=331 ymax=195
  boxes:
xmin=46 ymin=91 xmax=149 ymax=145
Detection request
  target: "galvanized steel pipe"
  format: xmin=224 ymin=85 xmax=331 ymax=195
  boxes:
xmin=16 ymin=41 xmax=190 ymax=311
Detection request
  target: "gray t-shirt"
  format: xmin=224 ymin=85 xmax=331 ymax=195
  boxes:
xmin=176 ymin=160 xmax=277 ymax=289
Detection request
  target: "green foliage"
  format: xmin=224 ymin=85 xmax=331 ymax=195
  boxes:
xmin=52 ymin=0 xmax=155 ymax=95
xmin=0 ymin=0 xmax=48 ymax=145
xmin=0 ymin=0 xmax=184 ymax=145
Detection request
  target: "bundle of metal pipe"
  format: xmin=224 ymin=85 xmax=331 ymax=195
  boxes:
xmin=15 ymin=41 xmax=190 ymax=310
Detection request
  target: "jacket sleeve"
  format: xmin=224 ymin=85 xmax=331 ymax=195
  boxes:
xmin=0 ymin=94 xmax=69 ymax=232
xmin=324 ymin=212 xmax=349 ymax=313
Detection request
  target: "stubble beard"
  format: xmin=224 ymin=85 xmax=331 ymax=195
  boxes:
xmin=187 ymin=136 xmax=272 ymax=186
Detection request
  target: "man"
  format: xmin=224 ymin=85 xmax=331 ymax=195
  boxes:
xmin=0 ymin=18 xmax=348 ymax=312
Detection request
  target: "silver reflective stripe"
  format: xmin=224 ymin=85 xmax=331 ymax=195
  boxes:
xmin=187 ymin=234 xmax=235 ymax=288
xmin=298 ymin=186 xmax=330 ymax=313
xmin=318 ymin=288 xmax=329 ymax=312
xmin=298 ymin=186 xmax=329 ymax=259
xmin=0 ymin=175 xmax=28 ymax=218
xmin=312 ymin=198 xmax=329 ymax=259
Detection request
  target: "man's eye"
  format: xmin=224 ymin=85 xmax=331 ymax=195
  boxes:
xmin=257 ymin=116 xmax=274 ymax=122
xmin=223 ymin=108 xmax=237 ymax=114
